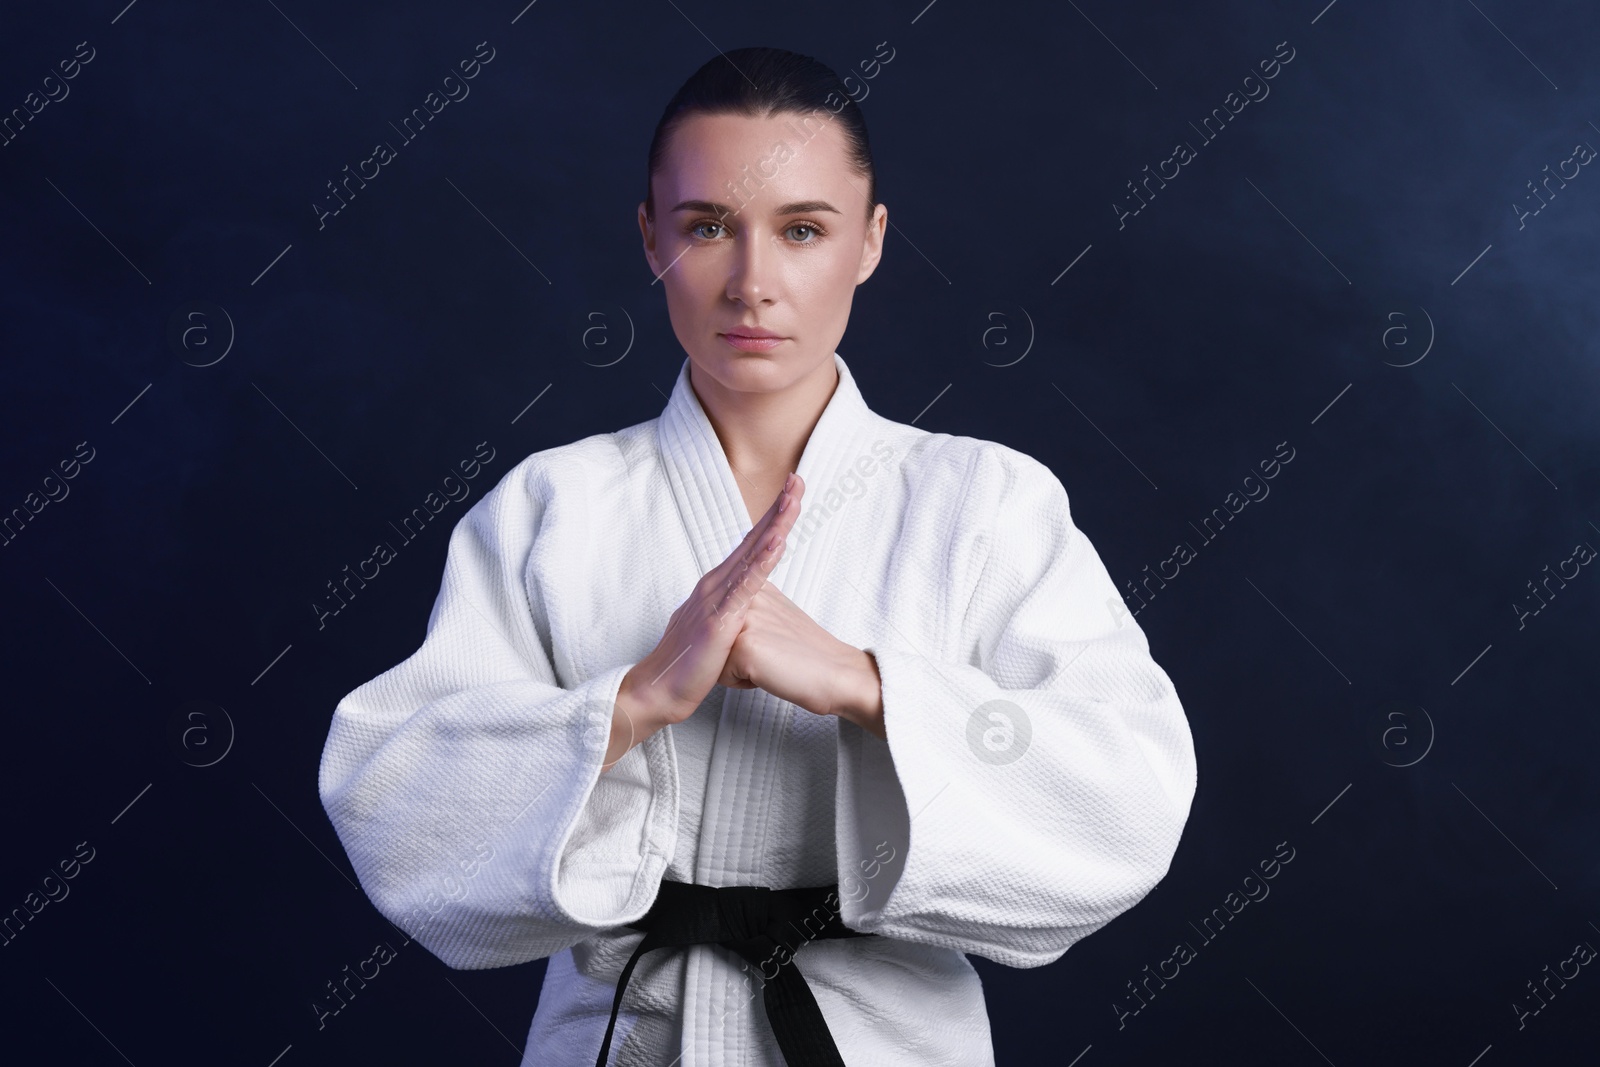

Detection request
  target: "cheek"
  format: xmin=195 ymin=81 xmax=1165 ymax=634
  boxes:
xmin=790 ymin=250 xmax=859 ymax=307
xmin=664 ymin=261 xmax=720 ymax=313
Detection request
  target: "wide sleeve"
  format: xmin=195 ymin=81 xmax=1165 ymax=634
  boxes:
xmin=833 ymin=446 xmax=1197 ymax=968
xmin=316 ymin=459 xmax=678 ymax=970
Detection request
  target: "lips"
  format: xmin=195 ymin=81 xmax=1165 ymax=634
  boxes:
xmin=719 ymin=327 xmax=788 ymax=352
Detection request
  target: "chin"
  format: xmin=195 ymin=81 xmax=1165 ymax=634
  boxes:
xmin=696 ymin=347 xmax=805 ymax=392
xmin=709 ymin=345 xmax=784 ymax=369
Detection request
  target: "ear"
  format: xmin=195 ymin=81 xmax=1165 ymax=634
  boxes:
xmin=638 ymin=201 xmax=660 ymax=277
xmin=855 ymin=202 xmax=888 ymax=284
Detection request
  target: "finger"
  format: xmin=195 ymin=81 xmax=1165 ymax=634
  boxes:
xmin=711 ymin=472 xmax=804 ymax=583
xmin=713 ymin=533 xmax=783 ymax=621
xmin=729 ymin=477 xmax=806 ymax=593
xmin=745 ymin=471 xmax=801 ymax=547
xmin=715 ymin=503 xmax=802 ymax=618
xmin=695 ymin=477 xmax=804 ymax=631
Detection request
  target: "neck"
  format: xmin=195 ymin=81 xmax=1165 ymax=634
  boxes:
xmin=689 ymin=357 xmax=840 ymax=492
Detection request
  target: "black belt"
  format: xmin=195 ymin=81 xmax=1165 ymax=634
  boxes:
xmin=594 ymin=881 xmax=876 ymax=1067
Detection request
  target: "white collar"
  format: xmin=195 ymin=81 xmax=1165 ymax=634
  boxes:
xmin=656 ymin=351 xmax=876 ymax=580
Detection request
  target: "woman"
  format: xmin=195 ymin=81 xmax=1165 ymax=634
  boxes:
xmin=318 ymin=46 xmax=1197 ymax=1067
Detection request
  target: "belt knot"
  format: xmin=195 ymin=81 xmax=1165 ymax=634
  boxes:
xmin=593 ymin=880 xmax=876 ymax=1067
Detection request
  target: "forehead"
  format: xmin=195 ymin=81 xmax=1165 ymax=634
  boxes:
xmin=657 ymin=110 xmax=857 ymax=205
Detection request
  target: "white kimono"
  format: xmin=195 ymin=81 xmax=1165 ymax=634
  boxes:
xmin=317 ymin=352 xmax=1198 ymax=1066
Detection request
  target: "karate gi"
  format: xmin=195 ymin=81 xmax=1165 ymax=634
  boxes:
xmin=317 ymin=352 xmax=1198 ymax=1066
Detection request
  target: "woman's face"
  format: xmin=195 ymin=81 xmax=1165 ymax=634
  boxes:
xmin=638 ymin=109 xmax=888 ymax=398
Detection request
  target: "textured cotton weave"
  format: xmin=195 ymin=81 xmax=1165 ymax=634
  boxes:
xmin=318 ymin=352 xmax=1198 ymax=1066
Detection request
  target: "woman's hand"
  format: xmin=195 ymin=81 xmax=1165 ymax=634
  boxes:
xmin=720 ymin=580 xmax=887 ymax=740
xmin=605 ymin=472 xmax=805 ymax=771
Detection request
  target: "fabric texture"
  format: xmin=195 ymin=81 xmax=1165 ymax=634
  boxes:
xmin=317 ymin=352 xmax=1199 ymax=1066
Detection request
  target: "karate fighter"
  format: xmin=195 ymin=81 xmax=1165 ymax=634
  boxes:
xmin=319 ymin=45 xmax=1198 ymax=1067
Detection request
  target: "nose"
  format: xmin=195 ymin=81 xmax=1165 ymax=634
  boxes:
xmin=725 ymin=230 xmax=775 ymax=306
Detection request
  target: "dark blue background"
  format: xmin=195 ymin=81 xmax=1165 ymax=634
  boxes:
xmin=2 ymin=1 xmax=1596 ymax=1064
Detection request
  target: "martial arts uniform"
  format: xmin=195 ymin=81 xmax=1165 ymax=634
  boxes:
xmin=318 ymin=352 xmax=1198 ymax=1065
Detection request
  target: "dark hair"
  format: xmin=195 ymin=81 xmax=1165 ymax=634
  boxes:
xmin=644 ymin=46 xmax=877 ymax=225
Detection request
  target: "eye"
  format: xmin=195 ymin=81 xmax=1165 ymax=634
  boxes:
xmin=786 ymin=221 xmax=827 ymax=243
xmin=687 ymin=219 xmax=729 ymax=241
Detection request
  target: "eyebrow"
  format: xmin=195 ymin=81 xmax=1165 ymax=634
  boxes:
xmin=670 ymin=198 xmax=842 ymax=218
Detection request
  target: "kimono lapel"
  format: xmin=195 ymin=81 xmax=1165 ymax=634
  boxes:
xmin=656 ymin=350 xmax=874 ymax=580
xmin=655 ymin=351 xmax=879 ymax=881
xmin=654 ymin=352 xmax=883 ymax=1066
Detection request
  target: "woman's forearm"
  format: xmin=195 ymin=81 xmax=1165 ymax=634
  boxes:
xmin=602 ymin=662 xmax=677 ymax=775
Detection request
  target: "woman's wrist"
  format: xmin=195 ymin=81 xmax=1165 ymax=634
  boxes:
xmin=604 ymin=663 xmax=688 ymax=773
xmin=833 ymin=649 xmax=886 ymax=740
